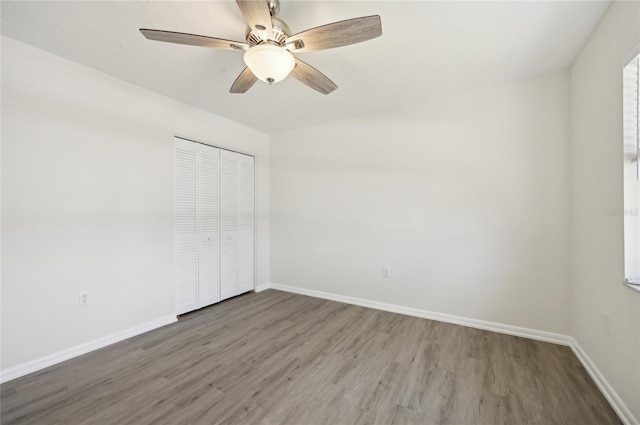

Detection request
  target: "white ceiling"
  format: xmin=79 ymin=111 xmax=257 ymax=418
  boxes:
xmin=1 ymin=1 xmax=609 ymax=135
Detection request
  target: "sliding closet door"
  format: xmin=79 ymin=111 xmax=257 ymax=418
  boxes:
xmin=220 ymin=150 xmax=239 ymax=301
xmin=238 ymin=154 xmax=255 ymax=294
xmin=197 ymin=144 xmax=220 ymax=308
xmin=174 ymin=139 xmax=198 ymax=315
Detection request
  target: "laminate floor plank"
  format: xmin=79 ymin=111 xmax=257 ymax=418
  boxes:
xmin=1 ymin=290 xmax=622 ymax=425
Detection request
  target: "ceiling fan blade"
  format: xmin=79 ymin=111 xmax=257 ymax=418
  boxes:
xmin=286 ymin=15 xmax=382 ymax=52
xmin=235 ymin=0 xmax=273 ymax=40
xmin=230 ymin=67 xmax=258 ymax=93
xmin=140 ymin=29 xmax=248 ymax=51
xmin=291 ymin=58 xmax=337 ymax=95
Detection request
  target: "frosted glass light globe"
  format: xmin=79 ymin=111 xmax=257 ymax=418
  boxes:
xmin=243 ymin=44 xmax=295 ymax=84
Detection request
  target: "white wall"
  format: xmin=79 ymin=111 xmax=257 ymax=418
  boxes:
xmin=570 ymin=1 xmax=640 ymax=422
xmin=1 ymin=36 xmax=270 ymax=370
xmin=270 ymin=71 xmax=571 ymax=334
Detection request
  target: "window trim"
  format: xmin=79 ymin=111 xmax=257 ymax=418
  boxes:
xmin=622 ymin=46 xmax=640 ymax=293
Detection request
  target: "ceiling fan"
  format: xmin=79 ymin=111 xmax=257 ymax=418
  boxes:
xmin=140 ymin=0 xmax=382 ymax=95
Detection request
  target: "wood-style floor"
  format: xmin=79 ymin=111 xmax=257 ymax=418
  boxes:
xmin=1 ymin=290 xmax=621 ymax=425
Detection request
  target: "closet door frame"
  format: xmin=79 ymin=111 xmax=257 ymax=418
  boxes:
xmin=174 ymin=135 xmax=256 ymax=315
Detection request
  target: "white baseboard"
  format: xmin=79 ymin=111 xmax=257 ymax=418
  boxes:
xmin=570 ymin=338 xmax=638 ymax=425
xmin=268 ymin=282 xmax=637 ymax=425
xmin=0 ymin=315 xmax=177 ymax=384
xmin=269 ymin=282 xmax=570 ymax=345
xmin=255 ymin=283 xmax=271 ymax=293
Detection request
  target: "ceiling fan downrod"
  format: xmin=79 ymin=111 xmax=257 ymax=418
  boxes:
xmin=268 ymin=0 xmax=280 ymax=17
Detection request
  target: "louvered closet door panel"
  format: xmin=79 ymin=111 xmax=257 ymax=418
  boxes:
xmin=198 ymin=144 xmax=220 ymax=308
xmin=238 ymin=154 xmax=255 ymax=293
xmin=174 ymin=139 xmax=198 ymax=315
xmin=220 ymin=150 xmax=239 ymax=301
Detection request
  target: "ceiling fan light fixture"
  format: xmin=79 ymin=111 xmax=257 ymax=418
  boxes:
xmin=243 ymin=44 xmax=295 ymax=84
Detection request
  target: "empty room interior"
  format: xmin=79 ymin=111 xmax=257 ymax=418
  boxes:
xmin=1 ymin=0 xmax=640 ymax=424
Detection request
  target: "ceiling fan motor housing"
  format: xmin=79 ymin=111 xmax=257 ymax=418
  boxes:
xmin=246 ymin=16 xmax=291 ymax=46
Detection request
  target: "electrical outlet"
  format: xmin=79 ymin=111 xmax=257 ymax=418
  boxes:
xmin=79 ymin=292 xmax=89 ymax=307
xmin=383 ymin=267 xmax=390 ymax=278
xmin=604 ymin=313 xmax=612 ymax=336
